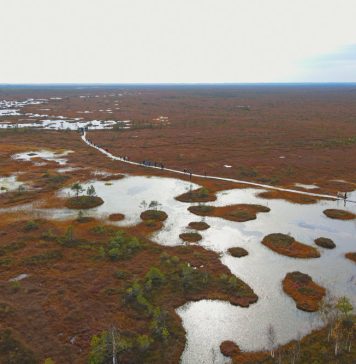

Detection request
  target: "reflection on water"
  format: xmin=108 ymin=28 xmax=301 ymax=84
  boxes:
xmin=175 ymin=188 xmax=356 ymax=364
xmin=56 ymin=176 xmax=200 ymax=227
xmin=12 ymin=150 xmax=73 ymax=165
xmin=0 ymin=97 xmax=132 ymax=130
xmin=2 ymin=174 xmax=355 ymax=364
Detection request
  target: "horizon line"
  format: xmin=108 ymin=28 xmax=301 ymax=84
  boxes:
xmin=1 ymin=82 xmax=356 ymax=87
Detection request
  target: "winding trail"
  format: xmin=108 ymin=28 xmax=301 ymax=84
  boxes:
xmin=81 ymin=132 xmax=356 ymax=204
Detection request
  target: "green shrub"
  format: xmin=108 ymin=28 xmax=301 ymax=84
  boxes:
xmin=64 ymin=225 xmax=74 ymax=242
xmin=160 ymin=252 xmax=170 ymax=263
xmin=44 ymin=358 xmax=56 ymax=364
xmin=42 ymin=229 xmax=57 ymax=241
xmin=145 ymin=267 xmax=165 ymax=286
xmin=198 ymin=188 xmax=209 ymax=197
xmin=0 ymin=303 xmax=12 ymax=318
xmin=0 ymin=241 xmax=26 ymax=256
xmin=107 ymin=232 xmax=141 ymax=261
xmin=23 ymin=220 xmax=39 ymax=232
xmin=0 ymin=329 xmax=37 ymax=364
xmin=0 ymin=258 xmax=12 ymax=267
xmin=150 ymin=307 xmax=170 ymax=341
xmin=136 ymin=335 xmax=152 ymax=352
xmin=10 ymin=281 xmax=21 ymax=293
xmin=143 ymin=219 xmax=158 ymax=227
xmin=91 ymin=225 xmax=107 ymax=235
xmin=23 ymin=250 xmax=63 ymax=265
xmin=89 ymin=330 xmax=135 ymax=364
xmin=124 ymin=282 xmax=153 ymax=314
xmin=179 ymin=263 xmax=209 ymax=291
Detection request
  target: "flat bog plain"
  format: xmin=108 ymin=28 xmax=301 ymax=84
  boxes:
xmin=0 ymin=84 xmax=355 ymax=363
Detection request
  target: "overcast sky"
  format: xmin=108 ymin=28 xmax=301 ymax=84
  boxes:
xmin=1 ymin=0 xmax=356 ymax=83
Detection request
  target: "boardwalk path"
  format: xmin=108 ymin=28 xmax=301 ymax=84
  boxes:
xmin=82 ymin=132 xmax=356 ymax=204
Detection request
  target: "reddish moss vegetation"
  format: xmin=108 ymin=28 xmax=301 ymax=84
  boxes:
xmin=108 ymin=213 xmax=125 ymax=221
xmin=282 ymin=271 xmax=326 ymax=312
xmin=0 ymin=189 xmax=39 ymax=207
xmin=323 ymin=209 xmax=355 ymax=220
xmin=2 ymin=85 xmax=356 ymax=197
xmin=1 ymin=88 xmax=356 ymax=363
xmin=220 ymin=341 xmax=241 ymax=357
xmin=0 ymin=214 xmax=257 ymax=363
xmin=80 ymin=86 xmax=356 ymax=193
xmin=187 ymin=205 xmax=214 ymax=216
xmin=220 ymin=341 xmax=266 ymax=363
xmin=261 ymin=233 xmax=320 ymax=258
xmin=175 ymin=187 xmax=216 ymax=203
xmin=179 ymin=232 xmax=202 ymax=242
xmin=228 ymin=247 xmax=248 ymax=258
xmin=97 ymin=174 xmax=125 ymax=181
xmin=65 ymin=195 xmax=104 ymax=209
xmin=188 ymin=204 xmax=270 ymax=222
xmin=0 ymin=329 xmax=37 ymax=363
xmin=257 ymin=190 xmax=319 ymax=204
xmin=345 ymin=252 xmax=356 ymax=263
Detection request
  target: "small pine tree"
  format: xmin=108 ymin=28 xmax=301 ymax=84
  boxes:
xmin=71 ymin=182 xmax=84 ymax=197
xmin=64 ymin=226 xmax=74 ymax=243
xmin=86 ymin=185 xmax=96 ymax=197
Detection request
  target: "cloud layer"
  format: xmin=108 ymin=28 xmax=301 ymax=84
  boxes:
xmin=1 ymin=0 xmax=356 ymax=83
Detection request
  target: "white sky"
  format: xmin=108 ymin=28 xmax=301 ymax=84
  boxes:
xmin=1 ymin=0 xmax=356 ymax=83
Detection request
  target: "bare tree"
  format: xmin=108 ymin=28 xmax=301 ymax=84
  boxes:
xmin=288 ymin=340 xmax=300 ymax=364
xmin=111 ymin=326 xmax=118 ymax=364
xmin=266 ymin=324 xmax=277 ymax=358
xmin=139 ymin=200 xmax=147 ymax=210
xmin=319 ymin=292 xmax=338 ymax=342
xmin=148 ymin=200 xmax=162 ymax=210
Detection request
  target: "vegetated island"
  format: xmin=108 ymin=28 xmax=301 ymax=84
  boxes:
xmin=109 ymin=213 xmax=125 ymax=221
xmin=228 ymin=247 xmax=248 ymax=258
xmin=179 ymin=232 xmax=202 ymax=242
xmin=188 ymin=204 xmax=270 ymax=222
xmin=261 ymin=233 xmax=320 ymax=258
xmin=65 ymin=195 xmax=104 ymax=209
xmin=314 ymin=237 xmax=335 ymax=249
xmin=257 ymin=190 xmax=318 ymax=204
xmin=187 ymin=221 xmax=210 ymax=230
xmin=140 ymin=209 xmax=168 ymax=222
xmin=323 ymin=209 xmax=355 ymax=220
xmin=282 ymin=271 xmax=326 ymax=312
xmin=345 ymin=252 xmax=356 ymax=263
xmin=65 ymin=183 xmax=104 ymax=209
xmin=175 ymin=187 xmax=217 ymax=203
